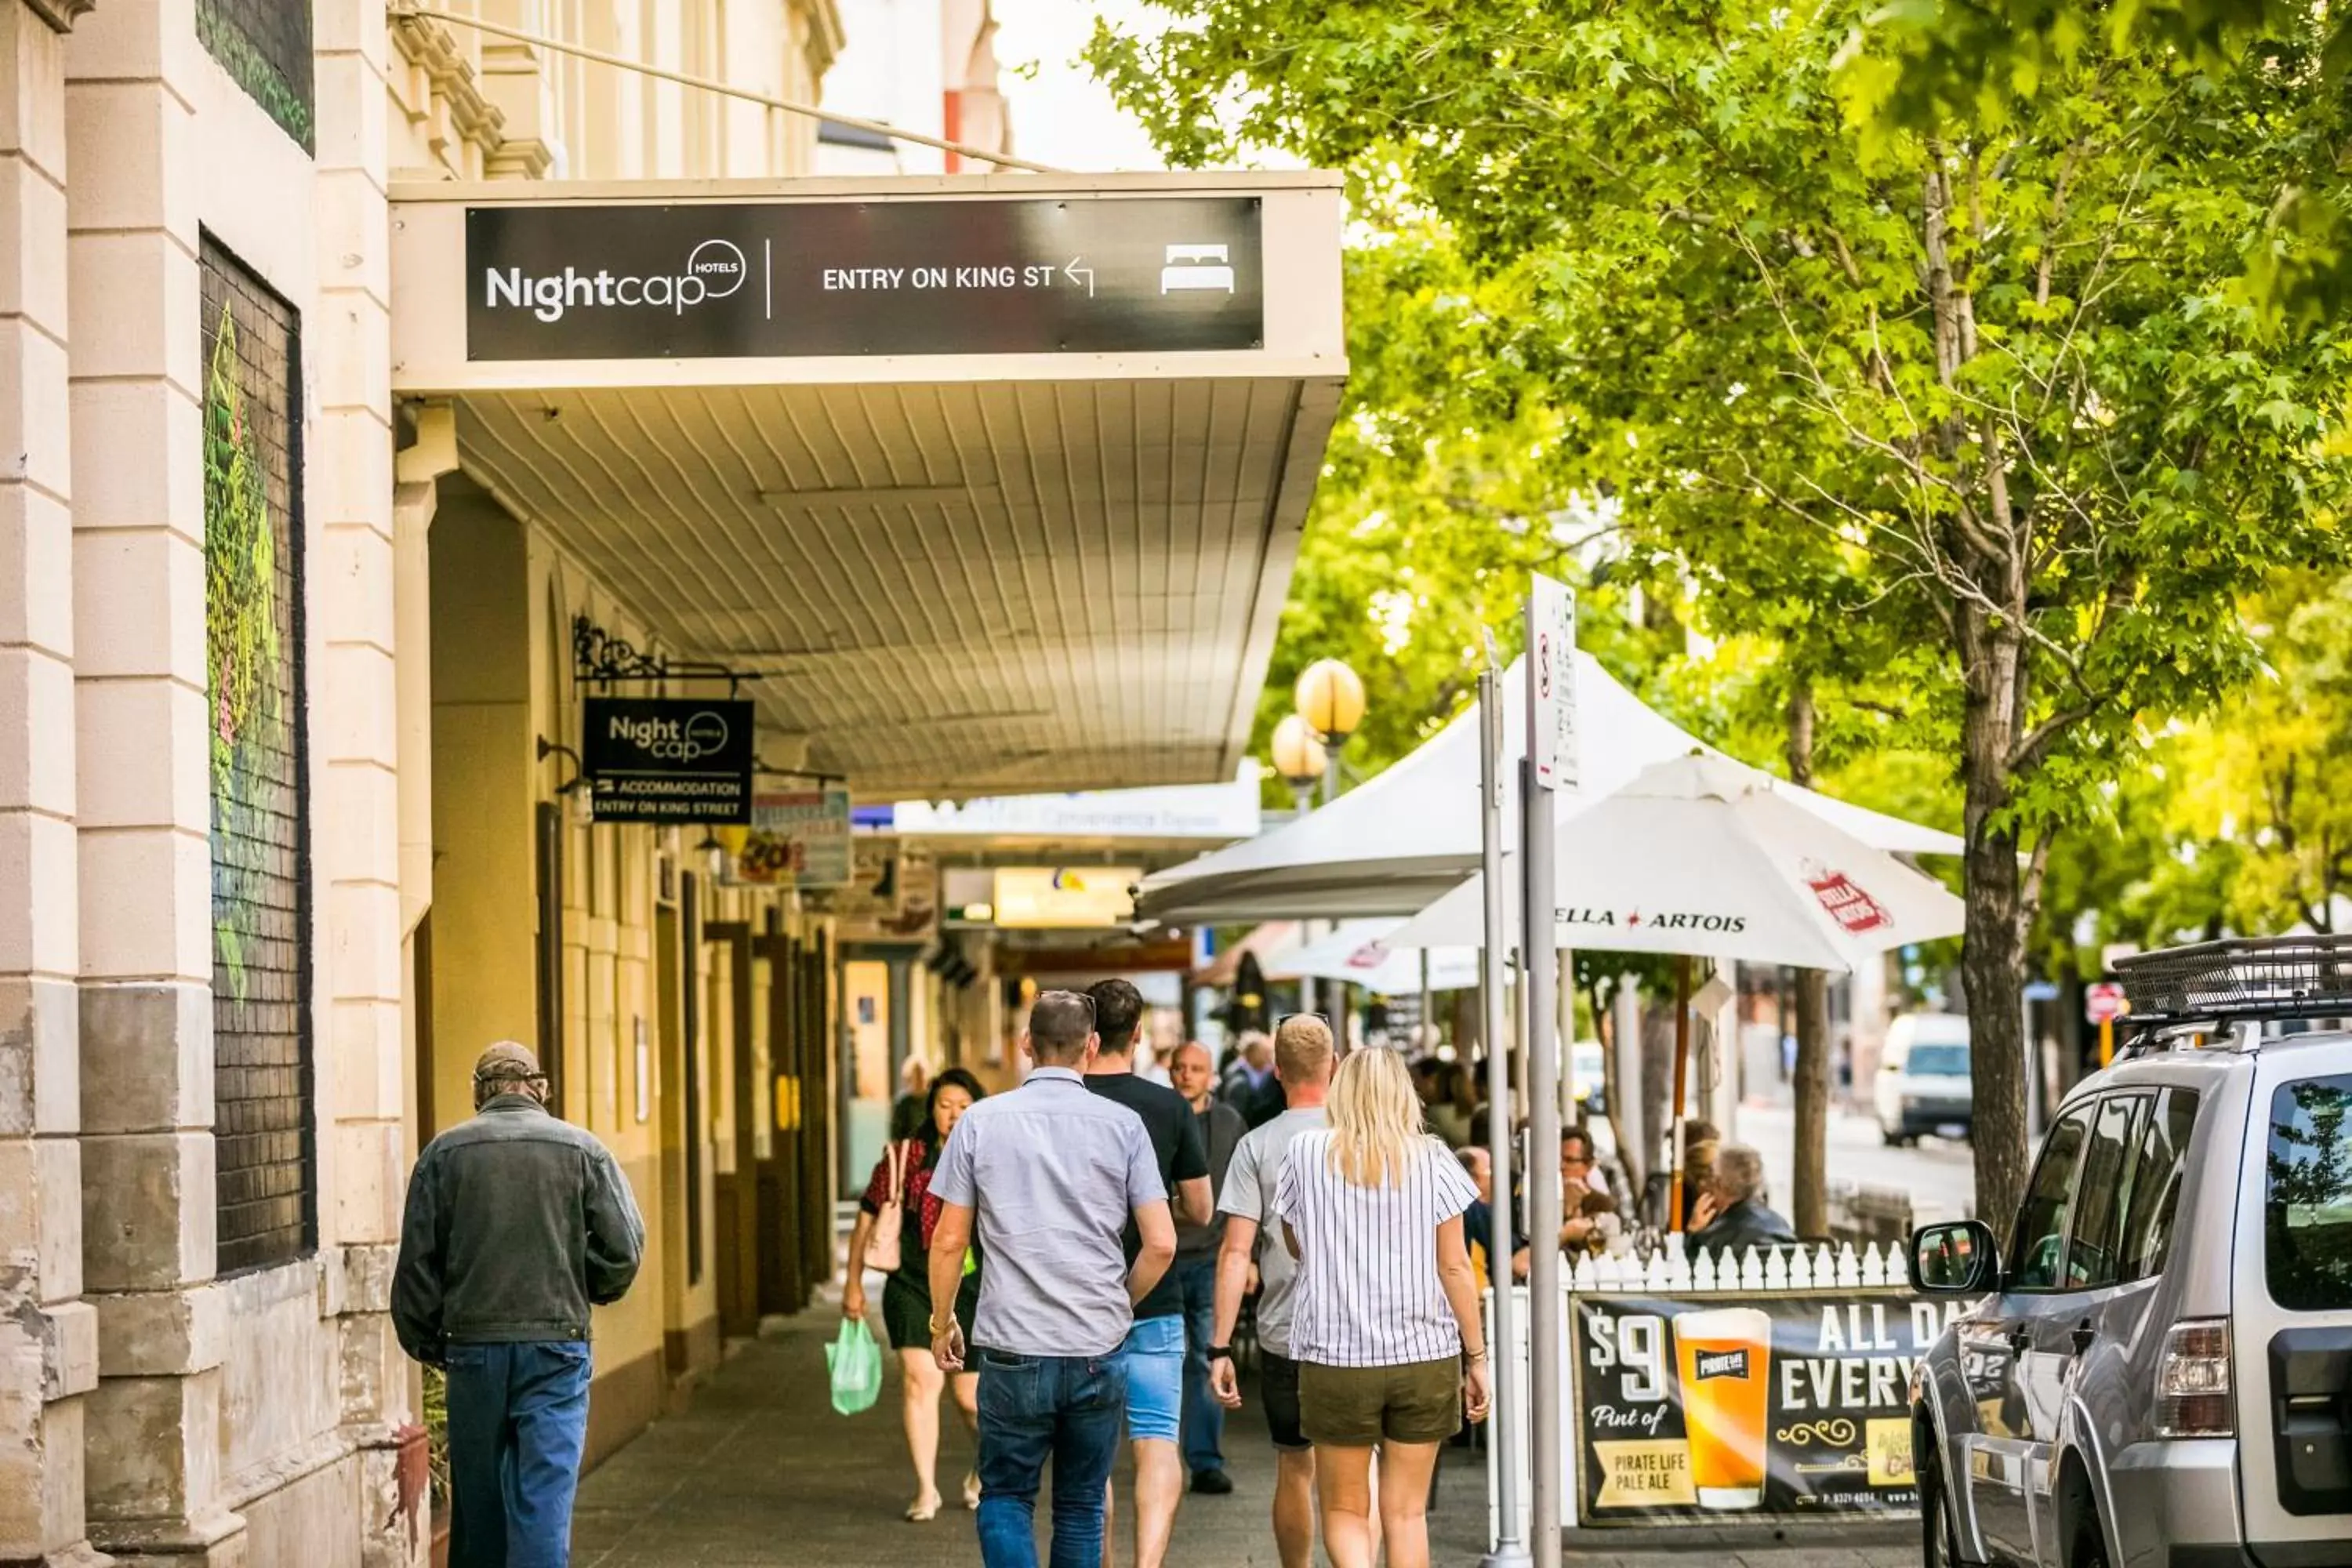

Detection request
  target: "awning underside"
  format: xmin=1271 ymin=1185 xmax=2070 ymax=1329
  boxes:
xmin=456 ymin=374 xmax=1334 ymax=797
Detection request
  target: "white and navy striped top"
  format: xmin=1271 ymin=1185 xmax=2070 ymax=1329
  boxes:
xmin=1274 ymin=1130 xmax=1479 ymax=1369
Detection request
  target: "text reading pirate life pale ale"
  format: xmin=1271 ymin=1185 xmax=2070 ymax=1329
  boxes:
xmin=1672 ymin=1307 xmax=1773 ymax=1510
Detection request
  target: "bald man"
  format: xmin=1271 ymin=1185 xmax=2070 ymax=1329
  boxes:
xmin=1170 ymin=1040 xmax=1248 ymax=1493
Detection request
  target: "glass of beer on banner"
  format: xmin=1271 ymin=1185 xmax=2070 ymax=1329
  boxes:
xmin=1673 ymin=1306 xmax=1773 ymax=1510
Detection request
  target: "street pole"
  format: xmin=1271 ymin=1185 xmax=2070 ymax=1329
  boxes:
xmin=1290 ymin=781 xmax=1318 ymax=1017
xmin=1477 ymin=668 xmax=1530 ymax=1568
xmin=1523 ymin=753 xmax=1563 ymax=1563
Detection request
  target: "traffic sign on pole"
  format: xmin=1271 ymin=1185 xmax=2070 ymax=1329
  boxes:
xmin=2085 ymin=982 xmax=2128 ymax=1025
xmin=1530 ymin=572 xmax=1578 ymax=791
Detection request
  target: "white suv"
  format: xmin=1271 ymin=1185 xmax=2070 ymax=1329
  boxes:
xmin=1906 ymin=935 xmax=2352 ymax=1568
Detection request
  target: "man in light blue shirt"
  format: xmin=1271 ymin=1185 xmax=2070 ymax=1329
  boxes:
xmin=930 ymin=990 xmax=1176 ymax=1568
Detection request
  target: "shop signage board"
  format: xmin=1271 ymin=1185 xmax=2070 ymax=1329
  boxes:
xmin=735 ymin=788 xmax=853 ymax=887
xmin=1570 ymin=1287 xmax=1966 ymax=1526
xmin=466 ymin=198 xmax=1266 ymax=361
xmin=991 ymin=866 xmax=1142 ymax=929
xmin=580 ymin=696 xmax=753 ymax=824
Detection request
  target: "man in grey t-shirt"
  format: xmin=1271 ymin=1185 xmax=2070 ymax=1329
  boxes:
xmin=1205 ymin=1015 xmax=1334 ymax=1568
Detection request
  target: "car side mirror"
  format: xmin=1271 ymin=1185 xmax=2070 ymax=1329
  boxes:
xmin=1908 ymin=1219 xmax=2000 ymax=1296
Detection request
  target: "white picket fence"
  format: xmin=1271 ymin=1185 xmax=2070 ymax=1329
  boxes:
xmin=1563 ymin=1237 xmax=1913 ymax=1294
xmin=1485 ymin=1240 xmax=1917 ymax=1542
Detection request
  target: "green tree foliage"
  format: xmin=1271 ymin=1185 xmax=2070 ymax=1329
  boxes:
xmin=1247 ymin=215 xmax=1681 ymax=797
xmin=1092 ymin=0 xmax=2351 ymax=1218
xmin=1846 ymin=0 xmax=2352 ymax=325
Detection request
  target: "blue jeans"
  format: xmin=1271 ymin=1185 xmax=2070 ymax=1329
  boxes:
xmin=442 ymin=1340 xmax=593 ymax=1568
xmin=1173 ymin=1257 xmax=1225 ymax=1473
xmin=974 ymin=1348 xmax=1127 ymax=1568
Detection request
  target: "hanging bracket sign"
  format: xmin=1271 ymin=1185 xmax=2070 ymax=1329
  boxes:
xmin=581 ymin=696 xmax=754 ymax=824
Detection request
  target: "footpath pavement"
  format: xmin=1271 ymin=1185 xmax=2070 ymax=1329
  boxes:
xmin=571 ymin=1305 xmax=1914 ymax=1568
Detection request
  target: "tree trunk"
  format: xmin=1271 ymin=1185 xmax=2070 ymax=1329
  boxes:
xmin=1786 ymin=681 xmax=1834 ymax=1239
xmin=1955 ymin=604 xmax=2034 ymax=1228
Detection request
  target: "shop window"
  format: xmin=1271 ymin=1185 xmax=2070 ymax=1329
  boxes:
xmin=203 ymin=238 xmax=314 ymax=1276
xmin=197 ymin=0 xmax=314 ymax=154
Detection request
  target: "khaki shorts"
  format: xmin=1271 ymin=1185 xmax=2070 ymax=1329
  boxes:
xmin=1298 ymin=1357 xmax=1463 ymax=1447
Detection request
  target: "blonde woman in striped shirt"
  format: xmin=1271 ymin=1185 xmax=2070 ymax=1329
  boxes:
xmin=1273 ymin=1046 xmax=1490 ymax=1568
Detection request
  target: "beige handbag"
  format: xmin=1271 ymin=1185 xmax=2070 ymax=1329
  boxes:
xmin=868 ymin=1142 xmax=909 ymax=1274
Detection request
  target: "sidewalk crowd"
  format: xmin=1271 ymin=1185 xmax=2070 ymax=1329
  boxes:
xmin=387 ymin=996 xmax=1798 ymax=1567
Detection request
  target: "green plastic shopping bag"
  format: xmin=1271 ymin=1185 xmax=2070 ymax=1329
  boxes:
xmin=826 ymin=1316 xmax=883 ymax=1417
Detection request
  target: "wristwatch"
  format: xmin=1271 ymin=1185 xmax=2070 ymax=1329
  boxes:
xmin=1207 ymin=1345 xmax=1235 ymax=1363
xmin=1465 ymin=1348 xmax=1490 ymax=1365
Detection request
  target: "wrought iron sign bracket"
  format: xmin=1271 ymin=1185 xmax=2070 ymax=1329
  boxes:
xmin=573 ymin=614 xmax=746 ymax=695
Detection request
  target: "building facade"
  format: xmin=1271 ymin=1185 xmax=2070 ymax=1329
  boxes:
xmin=0 ymin=2 xmax=848 ymax=1563
xmin=0 ymin=2 xmax=1342 ymax=1563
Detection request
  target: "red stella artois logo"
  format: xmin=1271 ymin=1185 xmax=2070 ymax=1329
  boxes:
xmin=1806 ymin=866 xmax=1892 ymax=934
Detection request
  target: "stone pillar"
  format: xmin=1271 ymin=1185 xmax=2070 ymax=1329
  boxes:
xmin=64 ymin=2 xmax=241 ymax=1563
xmin=0 ymin=2 xmax=102 ymax=1563
xmin=313 ymin=5 xmax=427 ymax=1563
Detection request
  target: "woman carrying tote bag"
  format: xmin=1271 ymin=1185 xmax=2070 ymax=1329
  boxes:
xmin=844 ymin=1068 xmax=989 ymax=1521
xmin=1274 ymin=1047 xmax=1490 ymax=1568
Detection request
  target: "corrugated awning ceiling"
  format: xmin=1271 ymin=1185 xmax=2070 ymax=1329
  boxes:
xmin=456 ymin=375 xmax=1333 ymax=797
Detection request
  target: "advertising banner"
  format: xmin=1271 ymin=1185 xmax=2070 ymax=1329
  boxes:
xmin=735 ymin=789 xmax=853 ymax=887
xmin=466 ymin=198 xmax=1265 ymax=361
xmin=1570 ymin=1290 xmax=1965 ymax=1526
xmin=580 ymin=697 xmax=753 ymax=824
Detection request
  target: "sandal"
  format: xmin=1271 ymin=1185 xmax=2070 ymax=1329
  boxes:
xmin=964 ymin=1471 xmax=982 ymax=1511
xmin=906 ymin=1492 xmax=942 ymax=1523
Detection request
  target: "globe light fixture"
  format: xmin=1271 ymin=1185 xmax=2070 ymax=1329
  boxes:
xmin=1294 ymin=658 xmax=1367 ymax=746
xmin=1269 ymin=713 xmax=1327 ymax=789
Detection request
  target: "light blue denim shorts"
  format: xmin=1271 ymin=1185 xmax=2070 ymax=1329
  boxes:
xmin=1112 ymin=1314 xmax=1185 ymax=1442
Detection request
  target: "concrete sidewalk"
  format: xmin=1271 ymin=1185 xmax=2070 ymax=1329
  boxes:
xmin=569 ymin=1306 xmax=1913 ymax=1568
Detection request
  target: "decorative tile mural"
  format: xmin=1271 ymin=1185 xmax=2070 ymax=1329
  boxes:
xmin=202 ymin=238 xmax=314 ymax=1275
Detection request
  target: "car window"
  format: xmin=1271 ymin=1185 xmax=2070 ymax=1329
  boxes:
xmin=2062 ymin=1094 xmax=2143 ymax=1290
xmin=1908 ymin=1044 xmax=1970 ymax=1077
xmin=2266 ymin=1073 xmax=2352 ymax=1311
xmin=2118 ymin=1088 xmax=2199 ymax=1282
xmin=2011 ymin=1106 xmax=2092 ymax=1291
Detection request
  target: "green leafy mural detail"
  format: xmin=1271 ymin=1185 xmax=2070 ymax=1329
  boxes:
xmin=205 ymin=304 xmax=281 ymax=1001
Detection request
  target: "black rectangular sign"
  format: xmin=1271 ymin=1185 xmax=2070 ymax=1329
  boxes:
xmin=581 ymin=697 xmax=754 ymax=824
xmin=466 ymin=198 xmax=1265 ymax=361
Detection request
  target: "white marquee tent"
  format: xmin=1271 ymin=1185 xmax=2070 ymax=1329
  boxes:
xmin=1137 ymin=653 xmax=1962 ymax=925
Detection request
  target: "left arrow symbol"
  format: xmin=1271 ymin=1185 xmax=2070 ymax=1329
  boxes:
xmin=1064 ymin=256 xmax=1094 ymax=296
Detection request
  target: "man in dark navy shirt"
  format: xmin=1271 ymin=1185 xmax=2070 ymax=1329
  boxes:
xmin=1086 ymin=979 xmax=1212 ymax=1568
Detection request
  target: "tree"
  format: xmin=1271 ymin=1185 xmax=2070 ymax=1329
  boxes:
xmin=2169 ymin=572 xmax=2352 ymax=935
xmin=1243 ymin=216 xmax=1681 ymax=794
xmin=1093 ymin=0 xmax=2352 ymax=1221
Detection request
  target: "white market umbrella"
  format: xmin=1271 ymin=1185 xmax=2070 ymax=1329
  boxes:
xmin=1389 ymin=753 xmax=1965 ymax=972
xmin=1269 ymin=918 xmax=1483 ymax=993
xmin=1135 ymin=653 xmax=1962 ymax=925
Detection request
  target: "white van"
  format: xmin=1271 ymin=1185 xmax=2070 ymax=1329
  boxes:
xmin=1876 ymin=1011 xmax=1973 ymax=1145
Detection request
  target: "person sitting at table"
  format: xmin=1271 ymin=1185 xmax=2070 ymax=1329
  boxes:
xmin=1686 ymin=1145 xmax=1797 ymax=1258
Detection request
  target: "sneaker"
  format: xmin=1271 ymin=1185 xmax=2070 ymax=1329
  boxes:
xmin=1190 ymin=1469 xmax=1234 ymax=1496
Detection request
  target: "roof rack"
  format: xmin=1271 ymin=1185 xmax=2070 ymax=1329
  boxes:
xmin=2114 ymin=934 xmax=2352 ymax=1029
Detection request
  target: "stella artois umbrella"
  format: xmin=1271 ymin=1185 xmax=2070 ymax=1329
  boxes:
xmin=1388 ymin=753 xmax=1964 ymax=972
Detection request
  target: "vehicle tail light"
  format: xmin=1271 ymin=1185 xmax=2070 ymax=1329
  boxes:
xmin=2155 ymin=1319 xmax=2234 ymax=1438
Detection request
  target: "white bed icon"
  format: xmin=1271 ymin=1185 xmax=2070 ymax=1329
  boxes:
xmin=1161 ymin=243 xmax=1236 ymax=294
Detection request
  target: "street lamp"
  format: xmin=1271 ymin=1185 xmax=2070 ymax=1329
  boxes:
xmin=1294 ymin=657 xmax=1366 ymax=806
xmin=1269 ymin=713 xmax=1327 ymax=817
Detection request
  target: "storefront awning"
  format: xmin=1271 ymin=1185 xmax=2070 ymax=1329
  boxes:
xmin=390 ymin=172 xmax=1346 ymax=798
